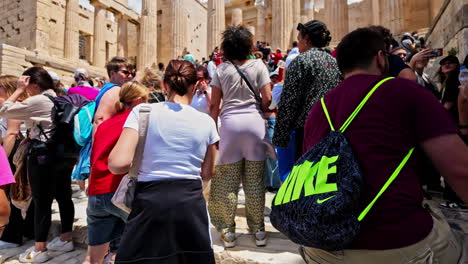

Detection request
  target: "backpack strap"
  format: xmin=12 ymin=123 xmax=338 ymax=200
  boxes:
xmin=340 ymin=77 xmax=394 ymax=132
xmin=321 ymin=98 xmax=336 ymax=132
xmin=320 ymin=77 xmax=394 ymax=132
xmin=358 ymin=147 xmax=414 ymax=221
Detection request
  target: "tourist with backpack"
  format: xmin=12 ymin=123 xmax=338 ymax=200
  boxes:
xmin=272 ymin=28 xmax=468 ymax=264
xmin=72 ymin=57 xmax=134 ymax=190
xmin=83 ymin=81 xmax=149 ymax=264
xmin=0 ymin=67 xmax=76 ymax=263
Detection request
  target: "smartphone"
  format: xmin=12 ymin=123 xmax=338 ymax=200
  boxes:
xmin=431 ymin=48 xmax=443 ymax=57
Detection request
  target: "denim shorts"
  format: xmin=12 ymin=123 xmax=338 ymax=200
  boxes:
xmin=87 ymin=192 xmax=128 ymax=246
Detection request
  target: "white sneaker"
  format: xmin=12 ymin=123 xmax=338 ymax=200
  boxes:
xmin=0 ymin=240 xmax=19 ymax=249
xmin=18 ymin=247 xmax=50 ymax=263
xmin=255 ymin=230 xmax=267 ymax=247
xmin=46 ymin=237 xmax=74 ymax=252
xmin=221 ymin=232 xmax=236 ymax=248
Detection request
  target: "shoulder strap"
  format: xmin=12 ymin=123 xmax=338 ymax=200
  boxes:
xmin=231 ymin=61 xmax=262 ymax=104
xmin=358 ymin=147 xmax=414 ymax=221
xmin=320 ymin=77 xmax=394 ymax=132
xmin=128 ymin=105 xmax=152 ymax=180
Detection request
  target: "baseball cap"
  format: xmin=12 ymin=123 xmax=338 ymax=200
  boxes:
xmin=48 ymin=71 xmax=60 ymax=82
xmin=74 ymin=68 xmax=89 ymax=79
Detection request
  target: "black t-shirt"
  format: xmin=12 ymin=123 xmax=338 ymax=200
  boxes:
xmin=389 ymin=54 xmax=410 ymax=77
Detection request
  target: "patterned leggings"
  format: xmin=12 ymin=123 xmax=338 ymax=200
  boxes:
xmin=208 ymin=159 xmax=265 ymax=234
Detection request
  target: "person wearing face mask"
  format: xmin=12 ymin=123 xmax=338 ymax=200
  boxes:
xmin=273 ymin=20 xmax=342 ymax=159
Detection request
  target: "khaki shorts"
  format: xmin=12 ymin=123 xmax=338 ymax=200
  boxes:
xmin=301 ymin=209 xmax=464 ymax=264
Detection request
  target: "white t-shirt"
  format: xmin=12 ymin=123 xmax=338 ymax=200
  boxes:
xmin=190 ymin=87 xmax=211 ymax=114
xmin=124 ymin=103 xmax=220 ymax=182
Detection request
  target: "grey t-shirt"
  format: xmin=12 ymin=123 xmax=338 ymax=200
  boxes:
xmin=211 ymin=59 xmax=270 ymax=113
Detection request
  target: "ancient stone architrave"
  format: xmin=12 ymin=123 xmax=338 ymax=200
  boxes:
xmin=207 ymin=0 xmax=226 ymax=54
xmin=92 ymin=3 xmax=107 ymax=67
xmin=64 ymin=0 xmax=80 ymax=60
xmin=138 ymin=0 xmax=157 ymax=70
xmin=272 ymin=0 xmax=293 ymax=52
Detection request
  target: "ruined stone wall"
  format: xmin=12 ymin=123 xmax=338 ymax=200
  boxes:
xmin=426 ymin=0 xmax=468 ymax=60
xmin=0 ymin=0 xmax=38 ymax=51
xmin=403 ymin=0 xmax=432 ymax=32
xmin=186 ymin=0 xmax=208 ymax=61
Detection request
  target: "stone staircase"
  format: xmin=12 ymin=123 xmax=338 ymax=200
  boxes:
xmin=0 ymin=188 xmax=304 ymax=264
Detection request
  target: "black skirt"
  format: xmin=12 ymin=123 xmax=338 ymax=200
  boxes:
xmin=115 ymin=179 xmax=215 ymax=264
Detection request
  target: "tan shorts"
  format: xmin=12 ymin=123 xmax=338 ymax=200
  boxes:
xmin=301 ymin=209 xmax=464 ymax=264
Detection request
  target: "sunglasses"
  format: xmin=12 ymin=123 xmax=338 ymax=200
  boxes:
xmin=440 ymin=62 xmax=457 ymax=66
xmin=118 ymin=70 xmax=135 ymax=77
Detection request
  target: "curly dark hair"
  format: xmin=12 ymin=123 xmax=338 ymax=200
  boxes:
xmin=297 ymin=20 xmax=331 ymax=48
xmin=221 ymin=26 xmax=253 ymax=61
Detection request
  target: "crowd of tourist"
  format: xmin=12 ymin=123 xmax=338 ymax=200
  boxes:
xmin=0 ymin=18 xmax=467 ymax=264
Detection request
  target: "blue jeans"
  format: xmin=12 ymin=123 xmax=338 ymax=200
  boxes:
xmin=87 ymin=193 xmax=128 ymax=247
xmin=276 ymin=131 xmax=296 ymax=182
xmin=265 ymin=117 xmax=280 ymax=189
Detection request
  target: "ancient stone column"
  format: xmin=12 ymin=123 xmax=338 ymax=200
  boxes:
xmin=371 ymin=0 xmax=380 ymax=25
xmin=292 ymin=0 xmax=301 ymax=26
xmin=265 ymin=15 xmax=272 ymax=45
xmin=64 ymin=0 xmax=79 ymax=60
xmin=303 ymin=0 xmax=315 ymax=22
xmin=138 ymin=0 xmax=158 ymax=70
xmin=256 ymin=5 xmax=266 ymax=42
xmin=325 ymin=0 xmax=348 ymax=44
xmin=272 ymin=0 xmax=293 ymax=52
xmin=232 ymin=8 xmax=243 ymax=26
xmin=381 ymin=0 xmax=404 ymax=34
xmin=171 ymin=1 xmax=188 ymax=59
xmin=207 ymin=0 xmax=225 ymax=55
xmin=117 ymin=14 xmax=128 ymax=57
xmin=92 ymin=3 xmax=107 ymax=67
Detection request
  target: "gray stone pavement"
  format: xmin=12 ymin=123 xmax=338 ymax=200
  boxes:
xmin=0 ymin=186 xmax=466 ymax=263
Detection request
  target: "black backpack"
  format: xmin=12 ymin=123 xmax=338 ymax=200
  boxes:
xmin=270 ymin=77 xmax=415 ymax=251
xmin=40 ymin=93 xmax=91 ymax=160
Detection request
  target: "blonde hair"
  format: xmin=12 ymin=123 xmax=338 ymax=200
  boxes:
xmin=141 ymin=69 xmax=163 ymax=92
xmin=0 ymin=75 xmax=28 ymax=101
xmin=115 ymin=81 xmax=149 ymax=113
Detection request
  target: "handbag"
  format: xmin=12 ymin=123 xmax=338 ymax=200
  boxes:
xmin=111 ymin=105 xmax=152 ymax=214
xmin=231 ymin=61 xmax=277 ymax=160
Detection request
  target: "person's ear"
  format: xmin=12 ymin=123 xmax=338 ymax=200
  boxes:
xmin=376 ymin=50 xmax=386 ymax=69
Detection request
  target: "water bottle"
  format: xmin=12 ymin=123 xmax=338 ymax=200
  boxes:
xmin=460 ymin=66 xmax=468 ymax=85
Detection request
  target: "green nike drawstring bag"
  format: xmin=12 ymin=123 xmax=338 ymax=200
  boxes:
xmin=270 ymin=77 xmax=414 ymax=251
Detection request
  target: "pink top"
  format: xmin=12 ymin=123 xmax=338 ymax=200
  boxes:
xmin=68 ymin=86 xmax=99 ymax=101
xmin=0 ymin=146 xmax=15 ymax=186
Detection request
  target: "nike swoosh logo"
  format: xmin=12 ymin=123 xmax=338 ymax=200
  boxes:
xmin=317 ymin=195 xmax=336 ymax=204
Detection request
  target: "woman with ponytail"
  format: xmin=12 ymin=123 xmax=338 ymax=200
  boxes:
xmin=84 ymin=81 xmax=148 ymax=264
xmin=109 ymin=60 xmax=219 ymax=264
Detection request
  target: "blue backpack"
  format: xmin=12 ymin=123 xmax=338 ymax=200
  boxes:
xmin=73 ymin=83 xmax=115 ymax=146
